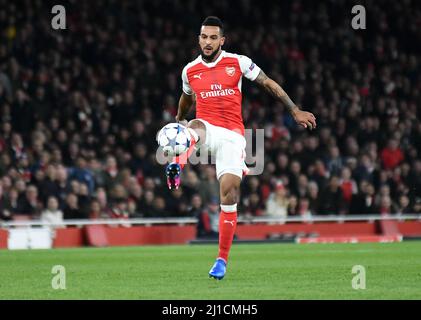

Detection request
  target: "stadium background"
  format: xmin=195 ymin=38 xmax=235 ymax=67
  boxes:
xmin=0 ymin=0 xmax=421 ymax=301
xmin=0 ymin=0 xmax=420 ymax=228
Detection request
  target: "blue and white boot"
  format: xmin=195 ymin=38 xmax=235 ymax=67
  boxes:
xmin=209 ymin=258 xmax=227 ymax=280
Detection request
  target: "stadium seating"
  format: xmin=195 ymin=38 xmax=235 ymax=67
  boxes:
xmin=0 ymin=0 xmax=420 ymax=225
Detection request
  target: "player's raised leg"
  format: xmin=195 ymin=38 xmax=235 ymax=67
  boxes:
xmin=166 ymin=120 xmax=206 ymax=189
xmin=209 ymin=173 xmax=241 ymax=280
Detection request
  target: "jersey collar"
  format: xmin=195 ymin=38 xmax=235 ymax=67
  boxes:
xmin=200 ymin=50 xmax=225 ymax=68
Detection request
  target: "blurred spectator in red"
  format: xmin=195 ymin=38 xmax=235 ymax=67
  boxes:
xmin=339 ymin=167 xmax=358 ymax=210
xmin=110 ymin=198 xmax=129 ymax=219
xmin=381 ymin=139 xmax=404 ymax=170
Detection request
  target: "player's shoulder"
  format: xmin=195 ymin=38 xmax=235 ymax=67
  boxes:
xmin=223 ymin=51 xmax=258 ymax=75
xmin=183 ymin=55 xmax=202 ymax=73
xmin=223 ymin=51 xmax=252 ymax=62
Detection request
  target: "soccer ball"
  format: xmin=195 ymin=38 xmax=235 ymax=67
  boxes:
xmin=157 ymin=123 xmax=191 ymax=157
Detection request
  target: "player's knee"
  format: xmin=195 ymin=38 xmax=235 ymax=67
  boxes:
xmin=220 ymin=185 xmax=239 ymax=205
xmin=188 ymin=120 xmax=206 ymax=143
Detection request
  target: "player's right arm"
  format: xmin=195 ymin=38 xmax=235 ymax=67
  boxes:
xmin=238 ymin=54 xmax=316 ymax=130
xmin=176 ymin=92 xmax=194 ymax=123
xmin=255 ymin=70 xmax=317 ymax=130
xmin=176 ymin=65 xmax=195 ymax=123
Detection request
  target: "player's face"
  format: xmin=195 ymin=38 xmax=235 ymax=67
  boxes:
xmin=199 ymin=26 xmax=225 ymax=61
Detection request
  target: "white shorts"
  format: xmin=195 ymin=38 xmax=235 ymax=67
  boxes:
xmin=195 ymin=119 xmax=248 ymax=180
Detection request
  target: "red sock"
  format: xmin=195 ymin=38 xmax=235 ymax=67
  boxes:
xmin=218 ymin=204 xmax=238 ymax=263
xmin=172 ymin=129 xmax=197 ymax=170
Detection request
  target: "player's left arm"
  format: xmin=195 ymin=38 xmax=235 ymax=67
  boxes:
xmin=255 ymin=70 xmax=316 ymax=130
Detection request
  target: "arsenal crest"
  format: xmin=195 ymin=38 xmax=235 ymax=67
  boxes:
xmin=225 ymin=66 xmax=235 ymax=77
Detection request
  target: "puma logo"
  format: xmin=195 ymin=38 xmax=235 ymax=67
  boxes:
xmin=223 ymin=220 xmax=235 ymax=226
xmin=193 ymin=73 xmax=202 ymax=80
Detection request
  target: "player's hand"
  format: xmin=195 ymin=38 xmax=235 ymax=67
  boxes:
xmin=175 ymin=115 xmax=188 ymax=127
xmin=293 ymin=109 xmax=317 ymax=130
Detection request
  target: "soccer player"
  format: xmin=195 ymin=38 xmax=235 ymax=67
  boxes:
xmin=165 ymin=16 xmax=316 ymax=280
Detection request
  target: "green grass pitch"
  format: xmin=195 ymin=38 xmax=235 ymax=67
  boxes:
xmin=0 ymin=242 xmax=421 ymax=299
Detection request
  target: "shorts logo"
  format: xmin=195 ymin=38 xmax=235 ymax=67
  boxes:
xmin=224 ymin=220 xmax=235 ymax=226
xmin=225 ymin=66 xmax=235 ymax=77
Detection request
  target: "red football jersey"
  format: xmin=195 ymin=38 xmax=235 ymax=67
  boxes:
xmin=182 ymin=50 xmax=261 ymax=136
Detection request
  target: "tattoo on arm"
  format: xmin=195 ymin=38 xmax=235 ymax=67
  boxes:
xmin=255 ymin=70 xmax=269 ymax=86
xmin=255 ymin=70 xmax=299 ymax=115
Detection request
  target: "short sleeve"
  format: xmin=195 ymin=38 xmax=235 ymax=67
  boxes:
xmin=238 ymin=55 xmax=261 ymax=81
xmin=181 ymin=66 xmax=193 ymax=95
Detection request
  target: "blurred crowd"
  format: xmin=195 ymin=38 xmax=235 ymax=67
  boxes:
xmin=0 ymin=0 xmax=420 ymax=224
